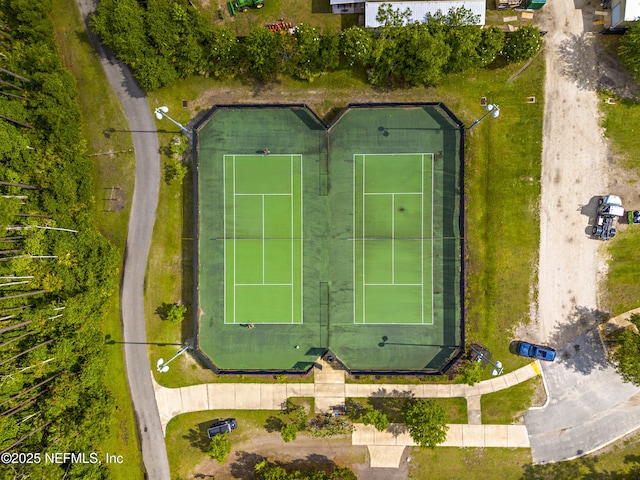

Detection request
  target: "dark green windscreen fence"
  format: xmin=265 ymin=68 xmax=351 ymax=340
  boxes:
xmin=194 ymin=104 xmax=463 ymax=373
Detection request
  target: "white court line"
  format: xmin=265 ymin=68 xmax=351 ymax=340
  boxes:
xmin=223 ymin=156 xmax=228 ymax=324
xmin=421 ymin=154 xmax=425 ymax=324
xmin=300 ymin=154 xmax=304 ymax=325
xmin=392 ymin=193 xmax=395 ymax=285
xmin=362 ymin=155 xmax=366 ymax=324
xmin=236 ymin=283 xmax=293 ymax=286
xmin=431 ymin=153 xmax=435 ymax=326
xmin=233 ymin=156 xmax=237 ymax=324
xmin=365 ymin=283 xmax=422 ymax=286
xmin=365 ymin=192 xmax=423 ymax=195
xmin=262 ymin=194 xmax=265 ymax=285
xmin=291 ymin=155 xmax=294 ymax=324
xmin=236 ymin=193 xmax=291 ymax=196
xmin=352 ymin=154 xmax=357 ymax=325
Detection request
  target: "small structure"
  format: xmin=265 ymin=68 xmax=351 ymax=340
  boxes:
xmin=610 ymin=0 xmax=640 ymax=27
xmin=363 ymin=0 xmax=486 ymax=26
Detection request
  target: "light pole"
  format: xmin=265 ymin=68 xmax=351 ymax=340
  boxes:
xmin=154 ymin=106 xmax=190 ymax=136
xmin=468 ymin=103 xmax=500 ymax=130
xmin=156 ymin=343 xmax=190 ymax=373
xmin=470 ymin=345 xmax=503 ymax=376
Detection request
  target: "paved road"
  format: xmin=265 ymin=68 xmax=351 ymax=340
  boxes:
xmin=74 ymin=1 xmax=169 ymax=478
xmin=526 ymin=330 xmax=640 ymax=463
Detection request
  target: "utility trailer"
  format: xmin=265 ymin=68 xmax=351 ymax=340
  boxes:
xmin=593 ymin=195 xmax=624 ymax=240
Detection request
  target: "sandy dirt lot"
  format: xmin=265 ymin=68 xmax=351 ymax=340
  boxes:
xmin=522 ymin=0 xmax=639 ymax=347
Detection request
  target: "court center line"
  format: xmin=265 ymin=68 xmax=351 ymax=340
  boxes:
xmin=262 ymin=194 xmax=265 ymax=285
xmin=392 ymin=193 xmax=395 ymax=285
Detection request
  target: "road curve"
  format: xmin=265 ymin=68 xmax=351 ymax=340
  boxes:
xmin=74 ymin=1 xmax=169 ymax=478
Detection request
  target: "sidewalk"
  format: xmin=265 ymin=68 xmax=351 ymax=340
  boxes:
xmin=153 ymin=361 xmax=542 ymax=467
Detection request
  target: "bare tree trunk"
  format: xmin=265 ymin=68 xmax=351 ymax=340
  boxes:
xmin=0 ymin=290 xmax=46 ymax=300
xmin=0 ymin=181 xmax=38 ymax=189
xmin=0 ymin=320 xmax=32 ymax=334
xmin=0 ymin=339 xmax=54 ymax=367
xmin=0 ymin=421 xmax=52 ymax=454
xmin=0 ymin=114 xmax=33 ymax=129
xmin=0 ymin=67 xmax=32 ymax=83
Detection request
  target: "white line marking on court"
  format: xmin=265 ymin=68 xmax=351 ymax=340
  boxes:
xmin=421 ymin=154 xmax=425 ymax=325
xmin=223 ymin=155 xmax=227 ymax=324
xmin=392 ymin=193 xmax=395 ymax=285
xmin=291 ymin=155 xmax=294 ymax=324
xmin=236 ymin=283 xmax=294 ymax=286
xmin=300 ymin=155 xmax=304 ymax=325
xmin=236 ymin=193 xmax=292 ymax=196
xmin=364 ymin=192 xmax=423 ymax=195
xmin=365 ymin=283 xmax=422 ymax=286
xmin=363 ymin=155 xmax=366 ymax=325
xmin=233 ymin=155 xmax=237 ymax=324
xmin=352 ymin=154 xmax=356 ymax=325
xmin=262 ymin=194 xmax=265 ymax=285
xmin=431 ymin=153 xmax=435 ymax=326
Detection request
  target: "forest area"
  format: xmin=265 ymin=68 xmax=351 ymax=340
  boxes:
xmin=0 ymin=0 xmax=118 ymax=478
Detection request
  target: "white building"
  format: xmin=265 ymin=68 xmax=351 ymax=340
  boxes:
xmin=330 ymin=0 xmax=486 ymax=26
xmin=610 ymin=0 xmax=640 ymax=27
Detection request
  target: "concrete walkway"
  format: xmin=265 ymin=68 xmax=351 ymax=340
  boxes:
xmin=153 ymin=361 xmax=541 ymax=467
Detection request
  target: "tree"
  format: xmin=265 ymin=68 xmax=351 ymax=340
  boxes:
xmin=619 ymin=21 xmax=640 ymax=82
xmin=477 ymin=27 xmax=505 ymax=67
xmin=502 ymin=25 xmax=542 ymax=63
xmin=328 ymin=467 xmax=358 ymax=480
xmin=402 ymin=399 xmax=449 ymax=449
xmin=362 ymin=406 xmax=389 ymax=432
xmin=205 ymin=26 xmax=240 ymax=79
xmin=208 ymin=434 xmax=232 ymax=464
xmin=457 ymin=359 xmax=483 ymax=386
xmin=613 ymin=327 xmax=640 ymax=385
xmin=157 ymin=302 xmax=186 ymax=324
xmin=241 ymin=27 xmax=283 ymax=82
xmin=281 ymin=423 xmax=297 ymax=442
xmin=340 ymin=26 xmax=374 ymax=68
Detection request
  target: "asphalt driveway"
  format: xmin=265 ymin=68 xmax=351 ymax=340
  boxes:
xmin=526 ymin=329 xmax=640 ymax=463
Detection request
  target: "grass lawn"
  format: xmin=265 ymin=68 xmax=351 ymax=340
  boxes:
xmin=148 ymin=54 xmax=546 ymax=385
xmin=481 ymin=376 xmax=543 ymax=424
xmin=600 ymin=89 xmax=640 ymax=315
xmin=50 ymin=0 xmax=142 ymax=478
xmin=194 ymin=0 xmax=358 ymax=37
xmin=165 ymin=409 xmax=277 ymax=479
xmin=409 ymin=447 xmax=532 ymax=479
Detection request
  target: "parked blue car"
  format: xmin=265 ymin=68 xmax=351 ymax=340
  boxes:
xmin=516 ymin=341 xmax=556 ymax=362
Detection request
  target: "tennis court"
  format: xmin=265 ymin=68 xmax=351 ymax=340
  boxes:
xmin=223 ymin=154 xmax=303 ymax=324
xmin=194 ymin=104 xmax=463 ymax=373
xmin=353 ymin=153 xmax=434 ymax=325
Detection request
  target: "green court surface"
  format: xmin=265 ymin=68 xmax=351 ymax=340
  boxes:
xmin=195 ymin=105 xmax=463 ymax=372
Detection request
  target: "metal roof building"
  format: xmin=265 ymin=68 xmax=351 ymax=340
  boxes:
xmin=364 ymin=0 xmax=486 ymax=27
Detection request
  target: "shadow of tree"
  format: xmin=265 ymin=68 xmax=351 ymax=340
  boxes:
xmin=229 ymin=451 xmax=265 ymax=480
xmin=547 ymin=306 xmax=610 ymax=375
xmin=264 ymin=415 xmax=284 ymax=433
xmin=182 ymin=425 xmax=210 ymax=453
xmin=557 ymin=32 xmax=640 ymax=99
xmin=369 ymin=389 xmax=414 ymax=423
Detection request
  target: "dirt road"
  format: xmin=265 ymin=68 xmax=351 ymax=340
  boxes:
xmin=532 ymin=0 xmax=611 ymax=344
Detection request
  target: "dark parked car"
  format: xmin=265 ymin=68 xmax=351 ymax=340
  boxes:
xmin=516 ymin=341 xmax=556 ymax=362
xmin=207 ymin=418 xmax=237 ymax=438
